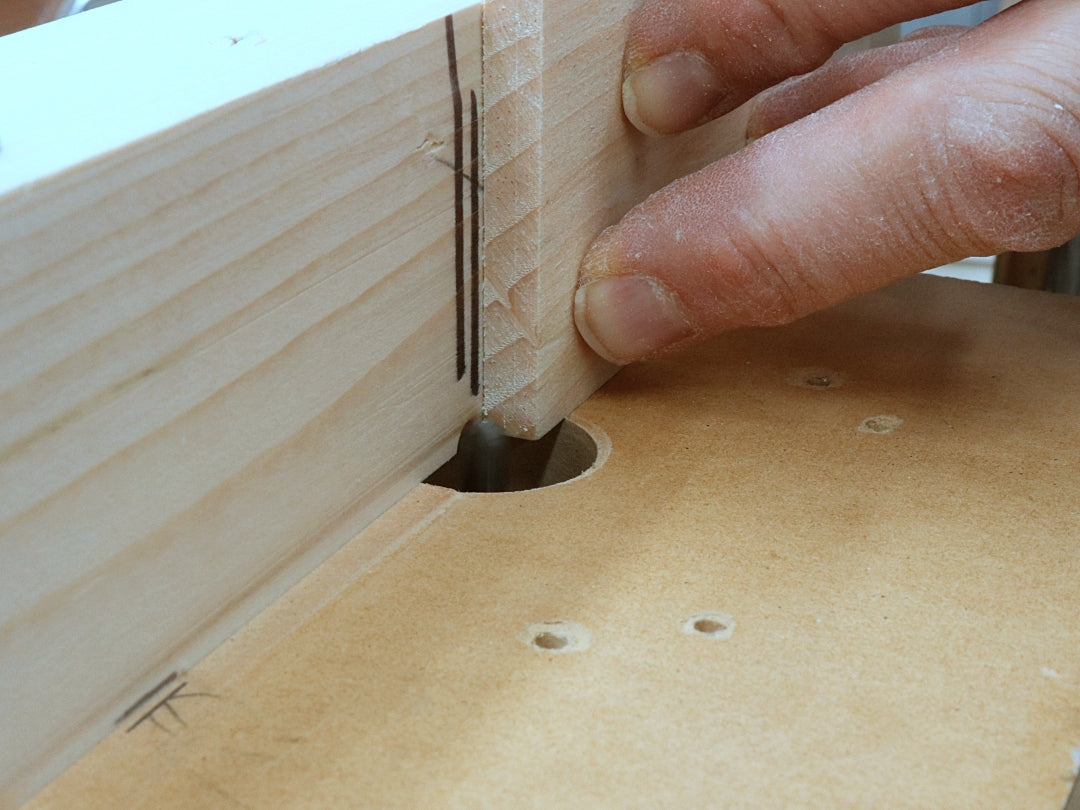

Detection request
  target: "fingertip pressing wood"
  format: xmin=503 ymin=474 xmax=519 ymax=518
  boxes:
xmin=0 ymin=2 xmax=481 ymax=803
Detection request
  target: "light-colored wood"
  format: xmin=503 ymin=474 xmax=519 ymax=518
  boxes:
xmin=481 ymin=0 xmax=751 ymax=438
xmin=0 ymin=0 xmax=478 ymax=194
xmin=29 ymin=275 xmax=1080 ymax=809
xmin=0 ymin=3 xmax=481 ymax=803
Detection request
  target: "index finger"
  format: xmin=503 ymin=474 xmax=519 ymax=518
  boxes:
xmin=623 ymin=0 xmax=984 ymax=135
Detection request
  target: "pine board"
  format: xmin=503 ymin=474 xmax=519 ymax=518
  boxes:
xmin=0 ymin=3 xmax=482 ymax=803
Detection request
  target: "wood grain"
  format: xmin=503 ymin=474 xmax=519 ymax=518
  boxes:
xmin=0 ymin=5 xmax=481 ymax=804
xmin=28 ymin=275 xmax=1080 ymax=809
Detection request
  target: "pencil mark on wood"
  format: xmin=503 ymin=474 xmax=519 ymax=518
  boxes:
xmin=419 ymin=134 xmax=483 ymax=190
xmin=469 ymin=88 xmax=481 ymax=396
xmin=445 ymin=14 xmax=466 ymax=382
xmin=126 ymin=680 xmax=218 ymax=734
xmin=430 ymin=156 xmax=481 ymax=188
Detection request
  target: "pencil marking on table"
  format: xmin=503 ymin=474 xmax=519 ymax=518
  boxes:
xmin=115 ymin=671 xmax=179 ymax=725
xmin=126 ymin=681 xmax=218 ymax=734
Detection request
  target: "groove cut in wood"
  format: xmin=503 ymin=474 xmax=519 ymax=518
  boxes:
xmin=0 ymin=3 xmax=481 ymax=803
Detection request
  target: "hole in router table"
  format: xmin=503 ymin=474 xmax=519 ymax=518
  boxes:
xmin=681 ymin=612 xmax=735 ymax=640
xmin=424 ymin=419 xmax=600 ymax=493
xmin=693 ymin=618 xmax=727 ymax=634
xmin=787 ymin=367 xmax=847 ymax=390
xmin=523 ymin=621 xmax=592 ymax=654
xmin=858 ymin=415 xmax=903 ymax=435
xmin=532 ymin=632 xmax=569 ymax=650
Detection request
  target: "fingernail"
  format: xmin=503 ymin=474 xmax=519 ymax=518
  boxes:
xmin=622 ymin=51 xmax=726 ymax=136
xmin=574 ymin=275 xmax=696 ymax=364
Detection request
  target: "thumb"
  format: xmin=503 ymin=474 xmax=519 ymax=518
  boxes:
xmin=575 ymin=0 xmax=1080 ymax=364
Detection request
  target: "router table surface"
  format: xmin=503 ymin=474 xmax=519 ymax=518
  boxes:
xmin=27 ymin=274 xmax=1080 ymax=809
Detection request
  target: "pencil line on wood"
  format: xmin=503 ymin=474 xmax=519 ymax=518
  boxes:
xmin=444 ymin=14 xmax=466 ymax=381
xmin=469 ymin=87 xmax=481 ymax=396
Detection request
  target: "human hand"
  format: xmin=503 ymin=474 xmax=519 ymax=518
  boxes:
xmin=574 ymin=0 xmax=1080 ymax=364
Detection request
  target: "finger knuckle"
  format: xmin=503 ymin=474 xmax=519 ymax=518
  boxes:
xmin=938 ymin=91 xmax=1080 ymax=252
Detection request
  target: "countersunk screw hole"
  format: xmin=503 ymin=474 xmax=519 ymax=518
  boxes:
xmin=858 ymin=415 xmax=903 ymax=435
xmin=681 ymin=612 xmax=735 ymax=640
xmin=693 ymin=618 xmax=727 ymax=635
xmin=532 ymin=632 xmax=568 ymax=650
xmin=522 ymin=621 xmax=591 ymax=654
xmin=787 ymin=367 xmax=847 ymax=390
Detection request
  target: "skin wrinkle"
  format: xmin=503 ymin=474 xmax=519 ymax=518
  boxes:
xmin=898 ymin=86 xmax=981 ymax=258
xmin=957 ymin=9 xmax=1080 ymax=244
xmin=938 ymin=91 xmax=1080 ymax=251
xmin=731 ymin=0 xmax=833 ymax=79
xmin=1016 ymin=87 xmax=1080 ymax=217
xmin=747 ymin=34 xmax=964 ymax=138
xmin=1045 ymin=126 xmax=1080 ymax=226
xmin=722 ymin=227 xmax=810 ymax=327
xmin=915 ymin=165 xmax=976 ymax=259
xmin=613 ymin=127 xmax=882 ymax=328
xmin=617 ymin=180 xmax=766 ymax=326
xmin=743 ymin=151 xmax=869 ymax=316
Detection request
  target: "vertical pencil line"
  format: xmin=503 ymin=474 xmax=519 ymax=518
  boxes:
xmin=469 ymin=89 xmax=481 ymax=396
xmin=445 ymin=15 xmax=466 ymax=380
